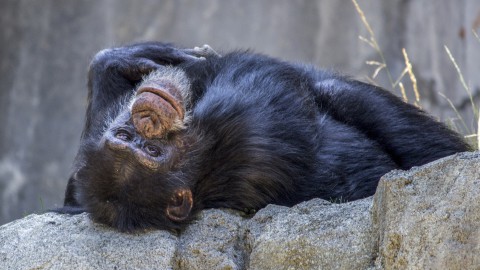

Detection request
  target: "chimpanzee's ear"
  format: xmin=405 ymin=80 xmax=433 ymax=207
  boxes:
xmin=166 ymin=189 xmax=193 ymax=222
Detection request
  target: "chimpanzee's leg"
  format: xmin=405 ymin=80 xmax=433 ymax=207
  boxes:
xmin=312 ymin=74 xmax=471 ymax=169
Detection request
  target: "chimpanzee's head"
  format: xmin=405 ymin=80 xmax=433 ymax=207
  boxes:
xmin=77 ymin=68 xmax=196 ymax=232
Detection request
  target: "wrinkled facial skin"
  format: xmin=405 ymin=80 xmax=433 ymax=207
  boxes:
xmin=132 ymin=81 xmax=186 ymax=139
xmin=77 ymin=110 xmax=194 ymax=232
xmin=104 ymin=111 xmax=177 ymax=171
xmin=77 ymin=70 xmax=194 ymax=232
xmin=131 ymin=67 xmax=190 ymax=140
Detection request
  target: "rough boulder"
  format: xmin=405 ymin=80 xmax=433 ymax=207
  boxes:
xmin=1 ymin=152 xmax=478 ymax=269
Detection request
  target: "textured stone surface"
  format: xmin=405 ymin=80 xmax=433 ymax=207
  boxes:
xmin=373 ymin=152 xmax=480 ymax=269
xmin=0 ymin=213 xmax=178 ymax=269
xmin=245 ymin=198 xmax=375 ymax=270
xmin=1 ymin=152 xmax=480 ymax=269
xmin=176 ymin=209 xmax=246 ymax=270
xmin=1 ymin=0 xmax=479 ymax=227
xmin=0 ymin=200 xmax=374 ymax=269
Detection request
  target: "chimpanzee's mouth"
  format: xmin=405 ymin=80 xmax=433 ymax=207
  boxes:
xmin=131 ymin=81 xmax=186 ymax=139
xmin=136 ymin=85 xmax=184 ymax=120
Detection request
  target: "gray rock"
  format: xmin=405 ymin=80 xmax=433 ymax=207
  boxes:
xmin=0 ymin=201 xmax=375 ymax=269
xmin=176 ymin=209 xmax=245 ymax=270
xmin=245 ymin=198 xmax=376 ymax=270
xmin=0 ymin=212 xmax=178 ymax=269
xmin=2 ymin=152 xmax=480 ymax=269
xmin=373 ymin=152 xmax=480 ymax=269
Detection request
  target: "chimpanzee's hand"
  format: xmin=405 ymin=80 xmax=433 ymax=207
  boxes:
xmin=84 ymin=42 xmax=214 ymax=135
xmin=184 ymin=44 xmax=221 ymax=59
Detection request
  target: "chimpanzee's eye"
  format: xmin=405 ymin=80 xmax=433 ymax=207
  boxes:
xmin=144 ymin=144 xmax=160 ymax=157
xmin=114 ymin=129 xmax=132 ymax=141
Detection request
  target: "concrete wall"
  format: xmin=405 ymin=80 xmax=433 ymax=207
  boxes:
xmin=1 ymin=0 xmax=479 ymax=224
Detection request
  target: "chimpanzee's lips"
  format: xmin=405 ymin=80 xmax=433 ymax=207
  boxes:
xmin=131 ymin=81 xmax=185 ymax=139
xmin=136 ymin=85 xmax=184 ymax=120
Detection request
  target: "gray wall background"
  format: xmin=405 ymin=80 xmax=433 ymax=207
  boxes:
xmin=1 ymin=0 xmax=479 ymax=225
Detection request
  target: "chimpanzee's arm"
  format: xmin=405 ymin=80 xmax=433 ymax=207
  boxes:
xmin=60 ymin=43 xmax=216 ymax=210
xmin=313 ymin=76 xmax=471 ymax=169
xmin=83 ymin=42 xmax=211 ymax=139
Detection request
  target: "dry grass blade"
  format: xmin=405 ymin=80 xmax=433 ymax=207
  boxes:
xmin=402 ymin=48 xmax=420 ymax=103
xmin=393 ymin=67 xmax=409 ymax=88
xmin=438 ymin=92 xmax=469 ymax=133
xmin=399 ymin=82 xmax=408 ymax=102
xmin=366 ymin=61 xmax=386 ymax=78
xmin=352 ymin=0 xmax=375 ymax=39
xmin=444 ymin=45 xmax=477 ymax=116
xmin=352 ymin=0 xmax=394 ymax=86
xmin=366 ymin=61 xmax=384 ymax=66
xmin=359 ymin=35 xmax=375 ymax=48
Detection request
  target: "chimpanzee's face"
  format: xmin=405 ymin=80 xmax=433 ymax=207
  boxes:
xmin=102 ymin=111 xmax=178 ymax=171
xmin=76 ymin=112 xmax=194 ymax=232
xmin=77 ymin=69 xmax=194 ymax=232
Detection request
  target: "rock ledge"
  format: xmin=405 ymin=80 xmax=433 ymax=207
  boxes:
xmin=1 ymin=152 xmax=478 ymax=269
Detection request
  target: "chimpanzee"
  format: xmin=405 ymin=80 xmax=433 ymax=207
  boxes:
xmin=56 ymin=42 xmax=470 ymax=232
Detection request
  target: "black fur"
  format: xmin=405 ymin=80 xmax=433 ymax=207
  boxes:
xmin=55 ymin=42 xmax=470 ymax=232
